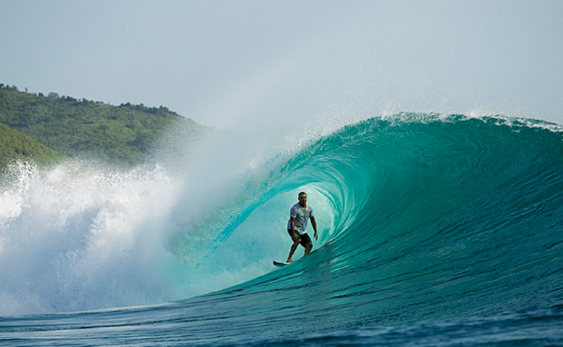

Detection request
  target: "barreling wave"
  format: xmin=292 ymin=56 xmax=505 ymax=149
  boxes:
xmin=189 ymin=113 xmax=563 ymax=333
xmin=2 ymin=113 xmax=563 ymax=345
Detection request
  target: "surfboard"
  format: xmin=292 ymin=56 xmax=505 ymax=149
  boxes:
xmin=273 ymin=261 xmax=289 ymax=267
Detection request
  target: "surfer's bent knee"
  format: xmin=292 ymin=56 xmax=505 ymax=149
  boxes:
xmin=287 ymin=229 xmax=300 ymax=244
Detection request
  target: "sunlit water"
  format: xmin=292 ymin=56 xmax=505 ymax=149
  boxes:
xmin=1 ymin=114 xmax=562 ymax=346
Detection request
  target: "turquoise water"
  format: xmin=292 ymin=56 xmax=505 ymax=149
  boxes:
xmin=1 ymin=114 xmax=563 ymax=345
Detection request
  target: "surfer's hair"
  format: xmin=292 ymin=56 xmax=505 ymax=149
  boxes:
xmin=298 ymin=192 xmax=307 ymax=197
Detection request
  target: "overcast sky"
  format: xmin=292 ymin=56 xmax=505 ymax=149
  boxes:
xmin=1 ymin=0 xmax=562 ymax=129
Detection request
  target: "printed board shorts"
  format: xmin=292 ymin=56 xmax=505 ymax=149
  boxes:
xmin=287 ymin=229 xmax=312 ymax=246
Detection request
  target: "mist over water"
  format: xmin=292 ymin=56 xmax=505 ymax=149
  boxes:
xmin=2 ymin=111 xmax=561 ymax=325
xmin=0 ymin=159 xmax=178 ymax=314
xmin=1 ymin=113 xmax=563 ymax=345
xmin=0 ymin=121 xmax=341 ymax=316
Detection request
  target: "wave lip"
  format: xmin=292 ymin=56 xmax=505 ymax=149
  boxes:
xmin=1 ymin=114 xmax=563 ymax=345
xmin=174 ymin=113 xmax=563 ymax=338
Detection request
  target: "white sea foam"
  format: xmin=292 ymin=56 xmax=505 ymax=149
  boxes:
xmin=0 ymin=160 xmax=183 ymax=314
xmin=0 ymin=123 xmax=338 ymax=316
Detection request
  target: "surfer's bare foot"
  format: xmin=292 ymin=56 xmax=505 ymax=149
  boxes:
xmin=286 ymin=259 xmax=293 ymax=263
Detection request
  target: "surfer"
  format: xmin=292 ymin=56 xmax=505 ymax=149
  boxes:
xmin=286 ymin=192 xmax=318 ymax=263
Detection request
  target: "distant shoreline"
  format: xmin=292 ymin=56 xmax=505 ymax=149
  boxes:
xmin=0 ymin=84 xmax=206 ymax=168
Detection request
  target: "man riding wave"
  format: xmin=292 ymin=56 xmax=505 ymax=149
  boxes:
xmin=286 ymin=192 xmax=318 ymax=263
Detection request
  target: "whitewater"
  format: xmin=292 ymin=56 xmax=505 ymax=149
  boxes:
xmin=1 ymin=113 xmax=563 ymax=346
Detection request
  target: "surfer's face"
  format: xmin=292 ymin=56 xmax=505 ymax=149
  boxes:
xmin=298 ymin=194 xmax=307 ymax=206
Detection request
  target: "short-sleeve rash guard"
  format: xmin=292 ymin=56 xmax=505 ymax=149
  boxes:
xmin=287 ymin=203 xmax=314 ymax=235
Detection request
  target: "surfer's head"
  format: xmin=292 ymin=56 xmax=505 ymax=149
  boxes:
xmin=298 ymin=192 xmax=307 ymax=207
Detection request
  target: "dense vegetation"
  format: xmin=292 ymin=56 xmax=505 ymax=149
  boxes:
xmin=0 ymin=122 xmax=66 ymax=167
xmin=0 ymin=84 xmax=204 ymax=167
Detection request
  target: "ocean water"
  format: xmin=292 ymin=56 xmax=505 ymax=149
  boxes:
xmin=1 ymin=114 xmax=563 ymax=346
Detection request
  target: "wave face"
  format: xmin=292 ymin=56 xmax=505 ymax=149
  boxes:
xmin=2 ymin=114 xmax=563 ymax=345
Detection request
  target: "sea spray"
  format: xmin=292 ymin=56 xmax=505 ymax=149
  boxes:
xmin=0 ymin=121 xmax=338 ymax=315
xmin=0 ymin=114 xmax=562 ymax=345
xmin=0 ymin=160 xmax=184 ymax=314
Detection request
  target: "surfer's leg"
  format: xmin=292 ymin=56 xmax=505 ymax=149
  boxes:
xmin=304 ymin=242 xmax=313 ymax=256
xmin=287 ymin=229 xmax=300 ymax=263
xmin=300 ymin=233 xmax=313 ymax=256
xmin=287 ymin=240 xmax=300 ymax=263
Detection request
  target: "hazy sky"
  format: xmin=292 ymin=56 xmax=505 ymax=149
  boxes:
xmin=1 ymin=0 xmax=562 ymax=129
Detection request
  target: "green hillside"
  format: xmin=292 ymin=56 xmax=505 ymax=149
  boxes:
xmin=0 ymin=122 xmax=66 ymax=167
xmin=0 ymin=84 xmax=205 ymax=167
